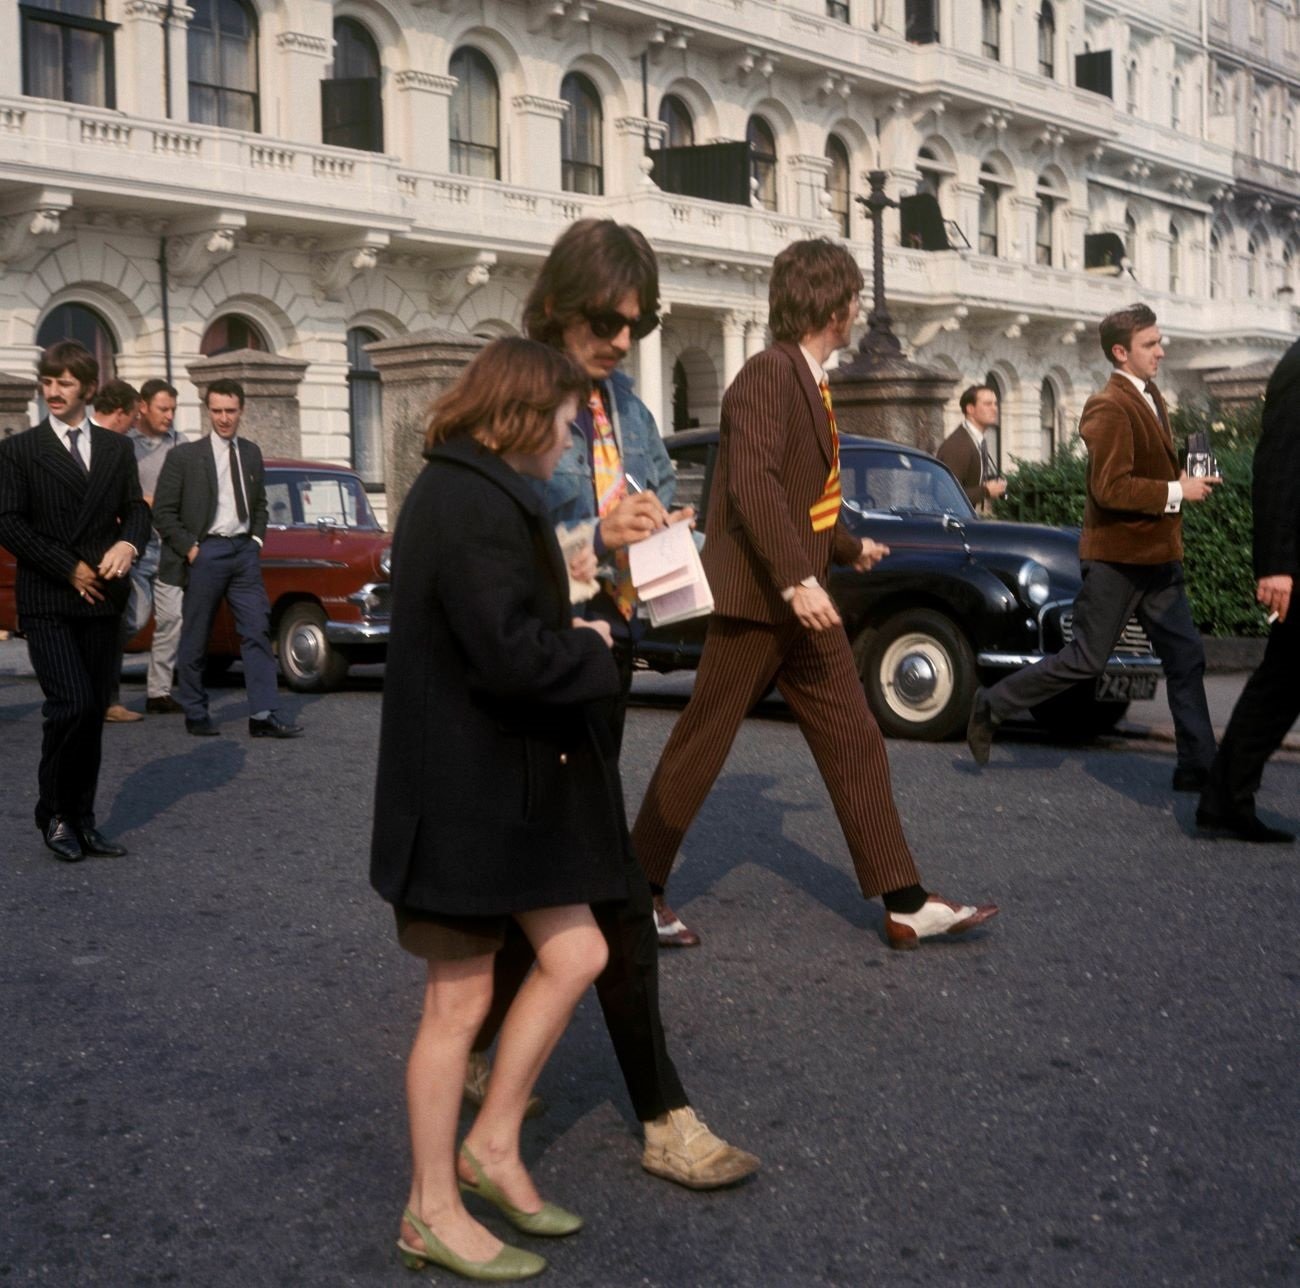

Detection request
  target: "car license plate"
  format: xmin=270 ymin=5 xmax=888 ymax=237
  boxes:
xmin=1096 ymin=674 xmax=1158 ymax=702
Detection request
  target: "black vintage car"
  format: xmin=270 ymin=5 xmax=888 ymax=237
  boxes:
xmin=635 ymin=430 xmax=1163 ymax=741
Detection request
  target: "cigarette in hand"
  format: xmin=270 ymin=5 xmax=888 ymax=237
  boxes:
xmin=1266 ymin=610 xmax=1280 ymax=625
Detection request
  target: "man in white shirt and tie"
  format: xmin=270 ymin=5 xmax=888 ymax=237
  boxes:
xmin=152 ymin=378 xmax=302 ymax=739
xmin=936 ymin=384 xmax=1007 ymax=513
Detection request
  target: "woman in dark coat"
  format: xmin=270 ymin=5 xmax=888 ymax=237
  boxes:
xmin=371 ymin=338 xmax=626 ymax=1281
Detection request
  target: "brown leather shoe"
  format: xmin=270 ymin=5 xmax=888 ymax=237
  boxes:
xmin=463 ymin=1051 xmax=545 ymax=1120
xmin=653 ymin=896 xmax=701 ymax=948
xmin=884 ymin=895 xmax=999 ymax=950
xmin=642 ymin=1107 xmax=760 ymax=1190
xmin=104 ymin=704 xmax=143 ymax=723
xmin=146 ymin=695 xmax=184 ymax=714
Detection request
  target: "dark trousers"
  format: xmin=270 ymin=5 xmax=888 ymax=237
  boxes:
xmin=24 ymin=614 xmax=120 ymax=830
xmin=472 ymin=658 xmax=689 ymax=1124
xmin=176 ymin=535 xmax=279 ymax=719
xmin=631 ymin=615 xmax=921 ymax=898
xmin=986 ymin=559 xmax=1216 ymax=774
xmin=1203 ymin=609 xmax=1300 ymax=817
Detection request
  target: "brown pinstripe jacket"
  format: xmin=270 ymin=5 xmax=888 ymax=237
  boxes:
xmin=1079 ymin=372 xmax=1182 ymax=565
xmin=702 ymin=341 xmax=863 ymax=624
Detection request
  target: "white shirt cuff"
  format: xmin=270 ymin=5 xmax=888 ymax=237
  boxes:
xmin=1165 ymin=481 xmax=1182 ymax=514
xmin=251 ymin=534 xmax=263 ymax=547
xmin=781 ymin=575 xmax=820 ymax=603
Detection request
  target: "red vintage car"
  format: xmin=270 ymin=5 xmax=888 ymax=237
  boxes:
xmin=0 ymin=459 xmax=391 ymax=692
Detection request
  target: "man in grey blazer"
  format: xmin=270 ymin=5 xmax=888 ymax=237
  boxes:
xmin=152 ymin=379 xmax=302 ymax=739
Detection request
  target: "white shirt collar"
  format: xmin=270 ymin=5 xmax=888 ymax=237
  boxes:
xmin=961 ymin=418 xmax=986 ymax=448
xmin=1116 ymin=369 xmax=1152 ymax=398
xmin=798 ymin=345 xmax=828 ymax=387
xmin=50 ymin=409 xmax=90 ymax=435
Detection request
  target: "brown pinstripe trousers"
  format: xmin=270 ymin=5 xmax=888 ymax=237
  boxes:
xmin=631 ymin=614 xmax=921 ymax=899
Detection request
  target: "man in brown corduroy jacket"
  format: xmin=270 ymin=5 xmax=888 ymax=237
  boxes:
xmin=967 ymin=303 xmax=1220 ymax=790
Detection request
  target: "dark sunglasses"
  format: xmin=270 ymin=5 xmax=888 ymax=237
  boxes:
xmin=583 ymin=307 xmax=660 ymax=341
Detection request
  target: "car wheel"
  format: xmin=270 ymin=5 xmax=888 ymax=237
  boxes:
xmin=855 ymin=608 xmax=975 ymax=741
xmin=1030 ymin=683 xmax=1129 ymax=739
xmin=277 ymin=603 xmax=348 ymax=692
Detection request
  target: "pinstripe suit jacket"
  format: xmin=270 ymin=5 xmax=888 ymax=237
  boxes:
xmin=703 ymin=341 xmax=863 ymax=624
xmin=0 ymin=420 xmax=150 ymax=623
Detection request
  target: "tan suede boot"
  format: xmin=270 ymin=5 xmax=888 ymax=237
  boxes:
xmin=641 ymin=1107 xmax=760 ymax=1189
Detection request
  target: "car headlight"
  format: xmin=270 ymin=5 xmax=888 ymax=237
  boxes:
xmin=378 ymin=546 xmax=392 ymax=578
xmin=1017 ymin=560 xmax=1050 ymax=606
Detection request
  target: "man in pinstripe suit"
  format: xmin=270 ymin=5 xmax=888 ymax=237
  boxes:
xmin=0 ymin=342 xmax=150 ymax=861
xmin=631 ymin=240 xmax=998 ymax=949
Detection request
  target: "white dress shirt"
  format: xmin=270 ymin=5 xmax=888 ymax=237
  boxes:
xmin=50 ymin=410 xmax=93 ymax=471
xmin=1115 ymin=369 xmax=1182 ymax=513
xmin=208 ymin=432 xmax=255 ymax=540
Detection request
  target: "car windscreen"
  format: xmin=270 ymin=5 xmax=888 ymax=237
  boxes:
xmin=841 ymin=448 xmax=976 ymax=520
xmin=266 ymin=472 xmax=380 ymax=529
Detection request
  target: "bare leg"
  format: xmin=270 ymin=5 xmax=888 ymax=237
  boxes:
xmin=401 ymin=953 xmax=505 ymax=1263
xmin=460 ymin=904 xmax=608 ymax=1211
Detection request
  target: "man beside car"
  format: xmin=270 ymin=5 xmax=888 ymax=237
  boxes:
xmin=937 ymin=384 xmax=1007 ymax=514
xmin=153 ymin=378 xmax=302 ymax=740
xmin=127 ymin=379 xmax=184 ymax=716
xmin=967 ymin=303 xmax=1219 ymax=792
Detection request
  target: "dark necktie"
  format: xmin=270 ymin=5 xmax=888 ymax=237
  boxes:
xmin=1144 ymin=380 xmax=1170 ymax=434
xmin=66 ymin=428 xmax=88 ymax=476
xmin=229 ymin=440 xmax=248 ymax=524
xmin=979 ymin=436 xmax=998 ymax=483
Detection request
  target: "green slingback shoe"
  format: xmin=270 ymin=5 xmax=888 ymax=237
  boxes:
xmin=458 ymin=1145 xmax=583 ymax=1238
xmin=397 ymin=1208 xmax=546 ymax=1281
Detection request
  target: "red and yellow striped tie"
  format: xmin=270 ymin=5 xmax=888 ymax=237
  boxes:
xmin=810 ymin=379 xmax=842 ymax=533
xmin=589 ymin=391 xmax=637 ymax=620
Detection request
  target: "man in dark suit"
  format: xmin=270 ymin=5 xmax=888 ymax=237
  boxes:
xmin=967 ymin=303 xmax=1219 ymax=791
xmin=936 ymin=383 xmax=1008 ymax=513
xmin=0 ymin=341 xmax=150 ymax=860
xmin=1195 ymin=338 xmax=1300 ymax=843
xmin=631 ymin=239 xmax=998 ymax=949
xmin=152 ymin=379 xmax=302 ymax=739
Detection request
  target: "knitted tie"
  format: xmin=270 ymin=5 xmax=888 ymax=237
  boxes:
xmin=1144 ymin=380 xmax=1171 ymax=435
xmin=589 ymin=391 xmax=637 ymax=620
xmin=809 ymin=380 xmax=842 ymax=533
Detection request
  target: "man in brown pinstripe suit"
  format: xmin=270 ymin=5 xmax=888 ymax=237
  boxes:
xmin=631 ymin=239 xmax=998 ymax=949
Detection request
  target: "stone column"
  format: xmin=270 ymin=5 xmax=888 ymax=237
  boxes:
xmin=828 ymin=351 xmax=956 ymax=453
xmin=365 ymin=330 xmax=486 ymax=522
xmin=637 ymin=303 xmax=668 ymax=435
xmin=952 ymin=182 xmax=984 ymax=255
xmin=395 ymin=72 xmax=456 ymax=174
xmin=166 ymin=4 xmax=194 ymax=119
xmin=0 ymin=372 xmax=35 ymax=440
xmin=185 ymin=349 xmax=310 ymax=458
xmin=788 ymin=154 xmax=834 ymax=224
xmin=275 ymin=32 xmax=333 ymax=144
xmin=614 ymin=117 xmax=666 ymax=195
xmin=744 ymin=316 xmax=766 ymax=359
xmin=119 ymin=0 xmax=169 ymax=119
xmin=1009 ymin=195 xmax=1039 ymax=264
xmin=721 ymin=312 xmax=746 ymax=389
xmin=512 ymin=96 xmax=569 ymax=192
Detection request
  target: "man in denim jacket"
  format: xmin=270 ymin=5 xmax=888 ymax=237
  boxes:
xmin=464 ymin=219 xmax=760 ymax=1193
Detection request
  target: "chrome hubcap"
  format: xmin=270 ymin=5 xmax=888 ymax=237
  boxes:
xmin=878 ymin=632 xmax=955 ymax=723
xmin=287 ymin=622 xmax=326 ymax=675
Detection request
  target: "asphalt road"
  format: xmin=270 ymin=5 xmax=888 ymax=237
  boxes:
xmin=2 ymin=671 xmax=1297 ymax=1288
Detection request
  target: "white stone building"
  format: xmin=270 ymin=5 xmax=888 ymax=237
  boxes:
xmin=2 ymin=0 xmax=1297 ymax=519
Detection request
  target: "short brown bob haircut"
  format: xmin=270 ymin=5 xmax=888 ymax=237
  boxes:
xmin=1099 ymin=303 xmax=1158 ymax=365
xmin=92 ymin=378 xmax=141 ymax=415
xmin=522 ymin=219 xmax=659 ymax=347
xmin=425 ymin=337 xmax=590 ymax=458
xmin=38 ymin=340 xmax=99 ymax=396
xmin=768 ymin=239 xmax=864 ymax=343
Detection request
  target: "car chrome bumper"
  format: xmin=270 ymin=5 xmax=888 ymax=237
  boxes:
xmin=324 ymin=620 xmax=390 ymax=644
xmin=976 ymin=650 xmax=1164 ymax=672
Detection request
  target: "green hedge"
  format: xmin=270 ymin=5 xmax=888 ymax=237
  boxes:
xmin=992 ymin=400 xmax=1267 ymax=636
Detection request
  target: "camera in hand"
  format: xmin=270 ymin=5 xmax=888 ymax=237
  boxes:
xmin=1185 ymin=430 xmax=1218 ymax=479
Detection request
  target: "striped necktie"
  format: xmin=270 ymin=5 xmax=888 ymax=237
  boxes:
xmin=810 ymin=380 xmax=842 ymax=533
xmin=588 ymin=391 xmax=636 ymax=620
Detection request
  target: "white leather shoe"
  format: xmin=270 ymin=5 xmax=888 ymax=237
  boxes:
xmin=884 ymin=895 xmax=999 ymax=949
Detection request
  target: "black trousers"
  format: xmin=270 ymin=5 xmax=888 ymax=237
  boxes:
xmin=24 ymin=614 xmax=120 ymax=831
xmin=1202 ymin=609 xmax=1300 ymax=817
xmin=986 ymin=559 xmax=1217 ymax=774
xmin=472 ymin=654 xmax=689 ymax=1123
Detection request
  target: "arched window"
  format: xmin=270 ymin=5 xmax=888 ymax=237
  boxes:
xmin=560 ymin=73 xmax=603 ymax=195
xmin=188 ymin=0 xmax=258 ymax=131
xmin=199 ymin=314 xmax=267 ymax=356
xmin=323 ymin=18 xmax=382 ymax=153
xmin=978 ymin=161 xmax=1006 ymax=257
xmin=1168 ymin=221 xmax=1182 ymax=293
xmin=347 ymin=327 xmax=383 ymax=488
xmin=983 ymin=370 xmax=1003 ymax=471
xmin=916 ymin=144 xmax=953 ymax=210
xmin=1209 ymin=231 xmax=1223 ymax=300
xmin=747 ymin=115 xmax=778 ymax=211
xmin=1037 ymin=2 xmax=1055 ymax=79
xmin=1171 ymin=75 xmax=1182 ymax=130
xmin=1250 ymin=0 xmax=1265 ymax=38
xmin=22 ymin=0 xmax=115 ymax=108
xmin=658 ymin=94 xmax=694 ymax=149
xmin=825 ymin=134 xmax=851 ymax=238
xmin=1213 ymin=79 xmax=1227 ymax=116
xmin=981 ymin=0 xmax=1000 ymax=60
xmin=671 ymin=359 xmax=693 ymax=432
xmin=449 ymin=48 xmax=500 ymax=178
xmin=1125 ymin=58 xmax=1139 ymax=115
xmin=1039 ymin=378 xmax=1057 ymax=459
xmin=37 ymin=303 xmax=118 ymax=382
xmin=1283 ymin=244 xmax=1296 ymax=295
xmin=1251 ymin=100 xmax=1264 ymax=158
xmin=1247 ymin=235 xmax=1262 ymax=297
xmin=1035 ymin=172 xmax=1064 ymax=267
xmin=1124 ymin=209 xmax=1139 ymax=277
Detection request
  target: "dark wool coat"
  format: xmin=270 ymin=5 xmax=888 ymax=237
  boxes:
xmin=370 ymin=434 xmax=629 ymax=917
xmin=1255 ymin=337 xmax=1300 ymax=581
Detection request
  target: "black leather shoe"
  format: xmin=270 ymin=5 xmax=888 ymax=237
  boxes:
xmin=250 ymin=712 xmax=304 ymax=739
xmin=146 ymin=695 xmax=183 ymax=714
xmin=1195 ymin=808 xmax=1294 ymax=844
xmin=967 ymin=688 xmax=996 ymax=766
xmin=186 ymin=717 xmax=220 ymax=736
xmin=44 ymin=817 xmax=86 ymax=862
xmin=1172 ymin=766 xmax=1210 ymax=792
xmin=75 ymin=826 xmax=128 ymax=858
